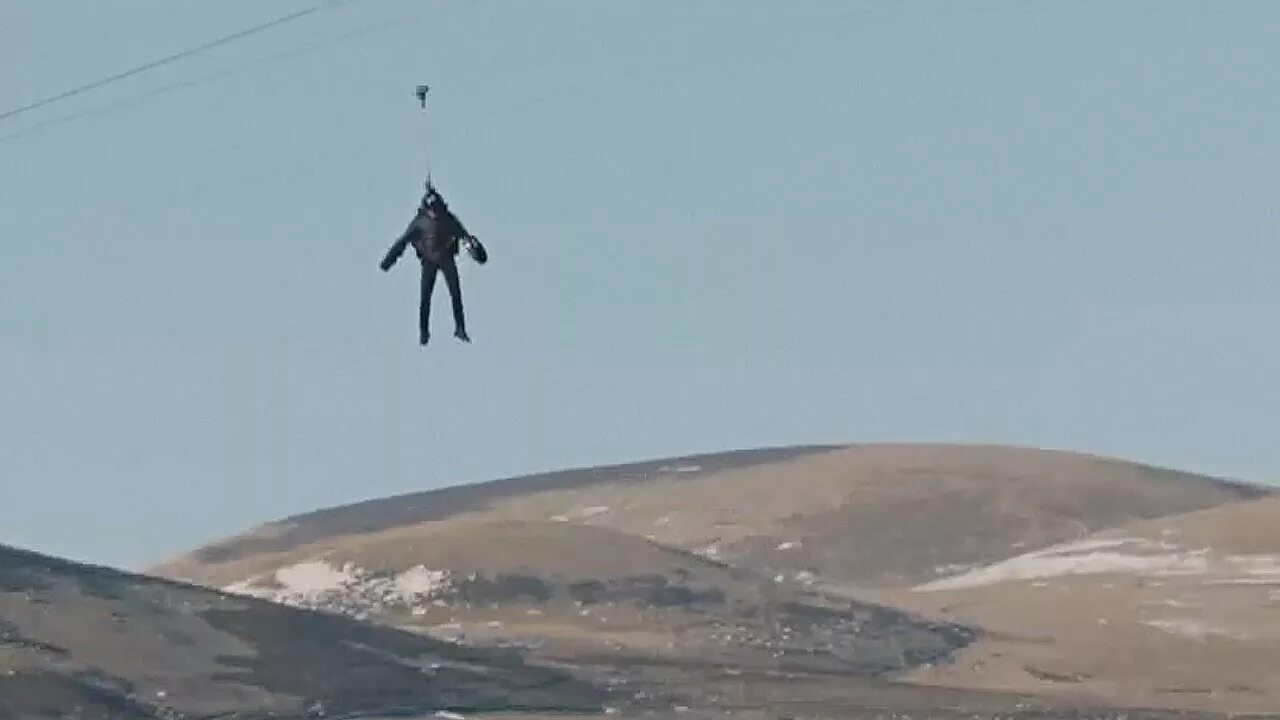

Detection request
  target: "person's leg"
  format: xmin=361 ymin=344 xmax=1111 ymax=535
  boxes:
xmin=419 ymin=262 xmax=439 ymax=345
xmin=441 ymin=261 xmax=469 ymax=341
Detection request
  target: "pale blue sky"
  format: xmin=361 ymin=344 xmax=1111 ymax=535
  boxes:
xmin=2 ymin=1 xmax=1277 ymax=570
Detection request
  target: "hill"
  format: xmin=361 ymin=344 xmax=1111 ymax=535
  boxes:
xmin=0 ymin=543 xmax=603 ymax=720
xmin=204 ymin=519 xmax=978 ymax=680
xmin=153 ymin=443 xmax=1277 ymax=717
xmin=891 ymin=494 xmax=1280 ymax=713
xmin=159 ymin=444 xmax=1265 ymax=591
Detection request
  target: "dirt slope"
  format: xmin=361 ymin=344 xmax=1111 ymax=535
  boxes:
xmin=0 ymin=544 xmax=602 ymax=720
xmin=204 ymin=520 xmax=978 ymax=680
xmin=889 ymin=495 xmax=1280 ymax=713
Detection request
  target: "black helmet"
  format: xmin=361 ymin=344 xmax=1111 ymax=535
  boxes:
xmin=422 ymin=184 xmax=445 ymax=209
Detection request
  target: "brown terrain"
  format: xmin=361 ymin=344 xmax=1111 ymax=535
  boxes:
xmin=892 ymin=494 xmax=1280 ymax=713
xmin=0 ymin=544 xmax=602 ymax=720
xmin=142 ymin=443 xmax=1280 ymax=719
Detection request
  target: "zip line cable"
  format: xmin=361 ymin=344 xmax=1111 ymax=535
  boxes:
xmin=0 ymin=0 xmax=352 ymax=122
xmin=0 ymin=12 xmax=421 ymax=145
xmin=2 ymin=0 xmax=827 ymax=166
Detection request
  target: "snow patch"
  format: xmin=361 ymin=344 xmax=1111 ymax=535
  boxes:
xmin=274 ymin=561 xmax=353 ymax=595
xmin=914 ymin=537 xmax=1209 ymax=591
xmin=776 ymin=541 xmax=802 ymax=551
xmin=1149 ymin=564 xmax=1209 ymax=578
xmin=1140 ymin=619 xmax=1249 ymax=642
xmin=551 ymin=506 xmax=610 ymax=522
xmin=1228 ymin=555 xmax=1280 ymax=577
xmin=395 ymin=566 xmax=452 ymax=597
xmin=658 ymin=464 xmax=702 ymax=473
xmin=1204 ymin=578 xmax=1280 ymax=586
xmin=1050 ymin=537 xmax=1141 ymax=555
xmin=223 ymin=560 xmax=456 ymax=620
xmin=1199 ymin=556 xmax=1280 ymax=585
xmin=914 ymin=537 xmax=1280 ymax=592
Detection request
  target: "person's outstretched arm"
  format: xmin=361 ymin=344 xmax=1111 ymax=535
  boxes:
xmin=380 ymin=224 xmax=416 ymax=271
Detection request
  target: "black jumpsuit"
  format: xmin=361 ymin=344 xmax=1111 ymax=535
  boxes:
xmin=380 ymin=202 xmax=471 ymax=343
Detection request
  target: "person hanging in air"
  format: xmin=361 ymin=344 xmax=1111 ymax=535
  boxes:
xmin=380 ymin=182 xmax=487 ymax=346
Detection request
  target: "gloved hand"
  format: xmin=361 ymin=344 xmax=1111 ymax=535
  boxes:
xmin=463 ymin=236 xmax=487 ymax=264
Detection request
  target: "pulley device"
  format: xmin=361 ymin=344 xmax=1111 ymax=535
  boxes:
xmin=414 ymin=83 xmax=432 ymax=185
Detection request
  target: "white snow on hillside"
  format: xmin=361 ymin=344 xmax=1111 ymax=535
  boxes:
xmin=223 ymin=560 xmax=454 ymax=619
xmin=914 ymin=535 xmax=1280 ymax=592
xmin=1140 ymin=618 xmax=1250 ymax=642
xmin=550 ymin=505 xmax=611 ymax=522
